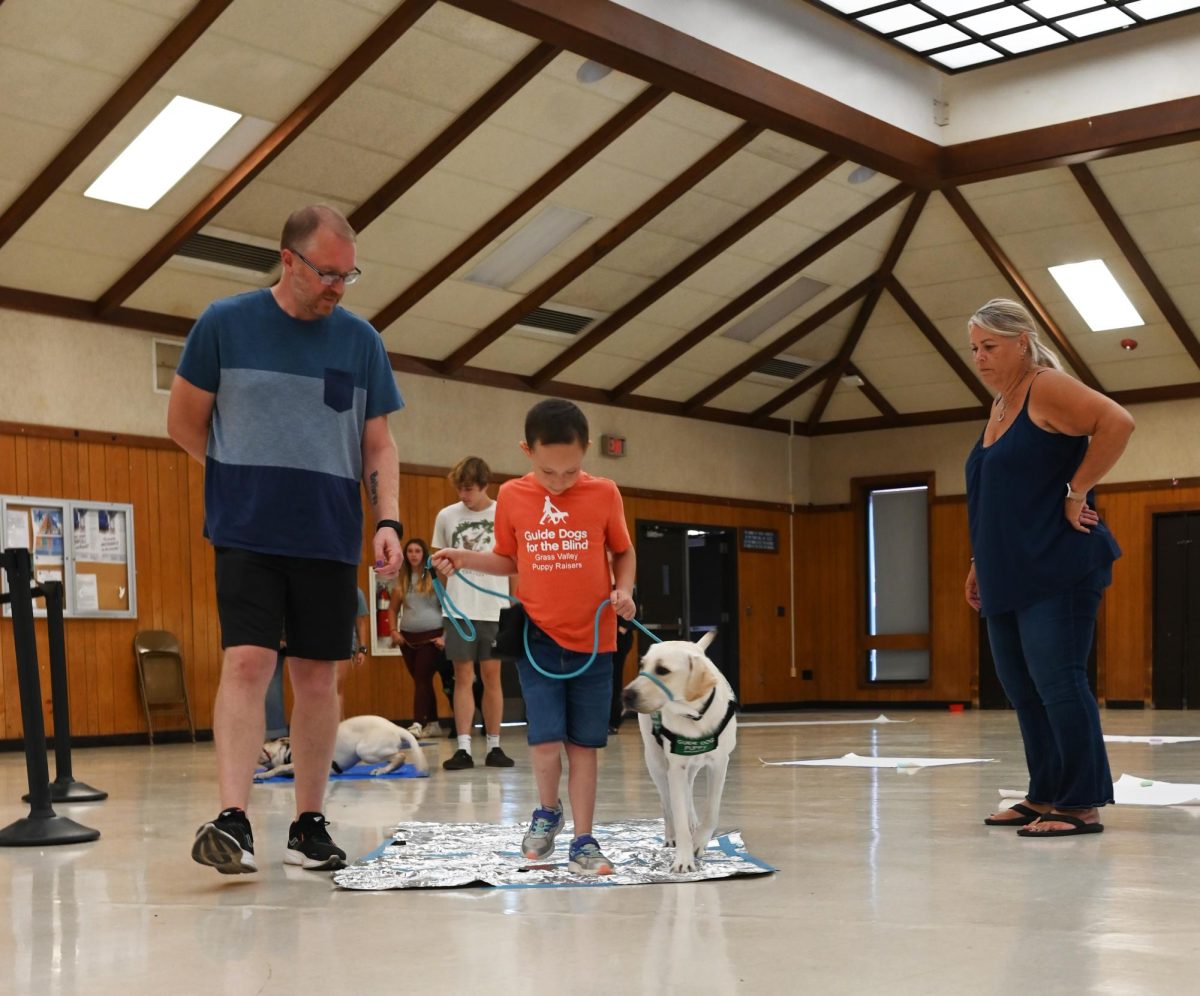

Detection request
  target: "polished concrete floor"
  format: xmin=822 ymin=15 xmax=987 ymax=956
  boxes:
xmin=4 ymin=710 xmax=1200 ymax=995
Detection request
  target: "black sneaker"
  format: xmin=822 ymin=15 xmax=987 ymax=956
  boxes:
xmin=485 ymin=747 xmax=514 ymax=767
xmin=285 ymin=812 xmax=346 ymax=870
xmin=192 ymin=807 xmax=257 ymax=875
xmin=443 ymin=748 xmax=475 ymax=770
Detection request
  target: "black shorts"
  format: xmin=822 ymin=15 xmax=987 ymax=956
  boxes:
xmin=214 ymin=547 xmax=358 ymax=662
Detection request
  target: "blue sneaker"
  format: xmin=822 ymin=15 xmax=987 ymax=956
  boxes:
xmin=521 ymin=801 xmax=563 ymax=860
xmin=568 ymin=834 xmax=614 ymax=876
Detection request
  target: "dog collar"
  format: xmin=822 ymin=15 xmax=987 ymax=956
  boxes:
xmin=689 ymin=687 xmax=718 ymax=722
xmin=634 ymin=670 xmax=674 ymax=701
xmin=650 ymin=699 xmax=738 ymax=757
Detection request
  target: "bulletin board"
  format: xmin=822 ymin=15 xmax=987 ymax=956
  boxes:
xmin=1 ymin=495 xmax=137 ymax=619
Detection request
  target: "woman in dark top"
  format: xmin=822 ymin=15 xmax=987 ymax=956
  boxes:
xmin=965 ymin=299 xmax=1134 ymax=837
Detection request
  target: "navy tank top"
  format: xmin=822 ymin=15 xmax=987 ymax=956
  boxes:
xmin=965 ymin=376 xmax=1120 ymax=617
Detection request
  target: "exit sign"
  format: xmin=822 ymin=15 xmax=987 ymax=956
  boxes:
xmin=601 ymin=434 xmax=626 ymax=458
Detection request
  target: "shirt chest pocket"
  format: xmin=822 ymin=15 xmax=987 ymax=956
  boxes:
xmin=323 ymin=368 xmax=354 ymax=413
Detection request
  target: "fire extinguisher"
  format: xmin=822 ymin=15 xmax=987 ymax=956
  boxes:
xmin=376 ymin=584 xmax=391 ymax=639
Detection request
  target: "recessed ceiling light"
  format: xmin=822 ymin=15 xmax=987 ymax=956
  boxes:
xmin=85 ymin=96 xmax=241 ymax=210
xmin=859 ymin=4 xmax=935 ymax=32
xmin=465 ymin=205 xmax=593 ymax=289
xmin=1024 ymin=0 xmax=1103 ymax=15
xmin=895 ymin=23 xmax=970 ymax=51
xmin=958 ymin=7 xmax=1035 ymax=33
xmin=1048 ymin=259 xmax=1144 ymax=331
xmin=931 ymin=42 xmax=1005 ymax=67
xmin=576 ymin=60 xmax=612 ymax=84
xmin=922 ymin=0 xmax=995 ymax=13
xmin=1057 ymin=6 xmax=1135 ymax=35
xmin=1126 ymin=0 xmax=1200 ymax=16
xmin=993 ymin=25 xmax=1068 ymax=53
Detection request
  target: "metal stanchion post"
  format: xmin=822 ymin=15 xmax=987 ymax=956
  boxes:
xmin=0 ymin=548 xmax=99 ymax=846
xmin=21 ymin=581 xmax=107 ymax=804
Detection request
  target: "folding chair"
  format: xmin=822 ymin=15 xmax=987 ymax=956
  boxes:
xmin=133 ymin=630 xmax=196 ymax=745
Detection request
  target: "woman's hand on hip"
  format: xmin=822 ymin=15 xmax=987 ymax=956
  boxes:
xmin=965 ymin=563 xmax=981 ymax=611
xmin=1065 ymin=497 xmax=1092 ymax=533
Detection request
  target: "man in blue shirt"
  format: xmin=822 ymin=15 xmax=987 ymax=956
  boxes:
xmin=169 ymin=204 xmax=404 ymax=875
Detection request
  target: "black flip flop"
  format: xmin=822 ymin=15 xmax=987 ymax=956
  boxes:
xmin=1017 ymin=813 xmax=1104 ymax=837
xmin=983 ymin=802 xmax=1042 ymax=827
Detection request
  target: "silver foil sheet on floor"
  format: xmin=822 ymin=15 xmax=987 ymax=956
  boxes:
xmin=333 ymin=818 xmax=775 ymax=890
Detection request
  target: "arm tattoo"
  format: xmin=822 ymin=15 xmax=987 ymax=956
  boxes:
xmin=368 ymin=470 xmax=379 ymax=508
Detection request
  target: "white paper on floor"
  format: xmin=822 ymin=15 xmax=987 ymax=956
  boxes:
xmin=1102 ymin=734 xmax=1200 ymax=744
xmin=740 ymin=713 xmax=913 ymax=729
xmin=761 ymin=751 xmax=995 ymax=769
xmin=1001 ymin=774 xmax=1200 ymax=807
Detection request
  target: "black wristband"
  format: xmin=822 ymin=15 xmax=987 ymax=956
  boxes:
xmin=376 ymin=518 xmax=403 ymax=539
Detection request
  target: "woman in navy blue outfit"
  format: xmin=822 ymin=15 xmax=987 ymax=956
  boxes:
xmin=965 ymin=299 xmax=1134 ymax=838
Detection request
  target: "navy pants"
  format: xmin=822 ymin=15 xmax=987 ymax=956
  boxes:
xmin=985 ymin=569 xmax=1114 ymax=809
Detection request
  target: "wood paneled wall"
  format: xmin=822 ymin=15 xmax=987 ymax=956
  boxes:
xmin=0 ymin=423 xmax=1184 ymax=740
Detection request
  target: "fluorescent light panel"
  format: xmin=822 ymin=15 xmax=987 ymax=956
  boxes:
xmin=860 ymin=4 xmax=934 ymax=32
xmin=932 ymin=42 xmax=1004 ymax=66
xmin=1126 ymin=0 xmax=1200 ymax=14
xmin=896 ymin=23 xmax=970 ymax=50
xmin=1058 ymin=6 xmax=1135 ymax=34
xmin=721 ymin=277 xmax=829 ymax=343
xmin=993 ymin=25 xmax=1068 ymax=52
xmin=85 ymin=96 xmax=241 ymax=210
xmin=1048 ymin=259 xmax=1143 ymax=331
xmin=465 ymin=205 xmax=592 ymax=289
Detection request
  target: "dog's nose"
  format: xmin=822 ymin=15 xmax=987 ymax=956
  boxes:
xmin=621 ymin=687 xmax=638 ymax=708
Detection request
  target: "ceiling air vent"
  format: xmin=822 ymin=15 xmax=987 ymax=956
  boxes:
xmin=516 ymin=306 xmax=596 ymax=336
xmin=755 ymin=356 xmax=812 ymax=381
xmin=176 ymin=232 xmax=280 ymax=273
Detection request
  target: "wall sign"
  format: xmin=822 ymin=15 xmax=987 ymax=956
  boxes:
xmin=740 ymin=528 xmax=779 ymax=553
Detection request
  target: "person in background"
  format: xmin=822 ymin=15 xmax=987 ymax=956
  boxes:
xmin=389 ymin=539 xmax=445 ymax=737
xmin=433 ymin=457 xmax=513 ymax=770
xmin=965 ymin=298 xmax=1133 ymax=838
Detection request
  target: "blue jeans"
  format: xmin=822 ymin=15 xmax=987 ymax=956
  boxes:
xmin=516 ymin=625 xmax=612 ymax=748
xmin=986 ymin=568 xmax=1113 ymax=809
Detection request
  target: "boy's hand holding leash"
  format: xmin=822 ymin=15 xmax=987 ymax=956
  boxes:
xmin=610 ymin=587 xmax=636 ymax=620
xmin=430 ymin=548 xmax=467 ymax=577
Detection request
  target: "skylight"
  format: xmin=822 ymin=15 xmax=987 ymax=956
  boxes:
xmin=805 ymin=0 xmax=1200 ymax=72
xmin=85 ymin=96 xmax=241 ymax=209
xmin=1048 ymin=259 xmax=1144 ymax=331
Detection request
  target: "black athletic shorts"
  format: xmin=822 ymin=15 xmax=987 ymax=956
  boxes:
xmin=214 ymin=546 xmax=358 ymax=662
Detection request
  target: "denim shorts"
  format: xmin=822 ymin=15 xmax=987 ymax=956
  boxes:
xmin=516 ymin=624 xmax=612 ymax=748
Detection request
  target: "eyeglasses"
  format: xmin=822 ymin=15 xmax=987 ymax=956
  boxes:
xmin=290 ymin=249 xmax=362 ymax=286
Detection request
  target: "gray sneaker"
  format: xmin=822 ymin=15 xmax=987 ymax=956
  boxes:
xmin=521 ymin=801 xmax=563 ymax=860
xmin=567 ymin=834 xmax=614 ymax=876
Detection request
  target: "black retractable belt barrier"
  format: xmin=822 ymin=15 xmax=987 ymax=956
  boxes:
xmin=0 ymin=548 xmax=100 ymax=846
xmin=22 ymin=580 xmax=107 ymax=804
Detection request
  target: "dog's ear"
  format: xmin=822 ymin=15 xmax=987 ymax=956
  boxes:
xmin=696 ymin=630 xmax=716 ymax=652
xmin=684 ymin=655 xmax=718 ymax=701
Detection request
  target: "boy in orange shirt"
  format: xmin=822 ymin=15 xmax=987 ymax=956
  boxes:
xmin=432 ymin=399 xmax=636 ymax=875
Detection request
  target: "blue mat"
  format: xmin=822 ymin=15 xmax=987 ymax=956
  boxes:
xmin=256 ymin=761 xmax=428 ymax=783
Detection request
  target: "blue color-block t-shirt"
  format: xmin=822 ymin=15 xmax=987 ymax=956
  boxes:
xmin=177 ymin=288 xmax=404 ymax=565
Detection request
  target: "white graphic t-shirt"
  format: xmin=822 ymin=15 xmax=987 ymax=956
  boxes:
xmin=433 ymin=500 xmax=502 ymax=622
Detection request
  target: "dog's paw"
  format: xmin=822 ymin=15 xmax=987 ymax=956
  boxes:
xmin=369 ymin=765 xmax=388 ymax=776
xmin=671 ymin=851 xmax=697 ymax=873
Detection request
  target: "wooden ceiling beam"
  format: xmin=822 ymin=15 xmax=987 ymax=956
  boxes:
xmin=803 ymin=285 xmax=886 ymax=427
xmin=1069 ymin=163 xmax=1200 ymax=373
xmin=941 ymin=94 xmax=1200 ymax=187
xmin=612 ymin=184 xmax=912 ymax=401
xmin=684 ymin=275 xmax=877 ymax=414
xmin=444 ymin=0 xmax=939 ymax=187
xmin=885 ymin=276 xmax=992 ymax=407
xmin=0 ymin=0 xmax=237 ymax=251
xmin=349 ymin=41 xmax=560 ymax=236
xmin=95 ymin=0 xmax=436 ymax=316
xmin=751 ymin=192 xmax=927 ymax=423
xmin=439 ymin=120 xmax=763 ymax=373
xmin=371 ymin=83 xmax=665 ymax=332
xmin=529 ymin=152 xmax=843 ymax=388
xmin=942 ymin=187 xmax=1103 ymax=392
xmin=747 ymin=360 xmax=834 ymax=425
xmin=847 ymin=362 xmax=898 ymax=420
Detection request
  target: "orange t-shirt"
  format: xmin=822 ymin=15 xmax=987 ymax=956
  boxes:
xmin=493 ymin=471 xmax=632 ymax=652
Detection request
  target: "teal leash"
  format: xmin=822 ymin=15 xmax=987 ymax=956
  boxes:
xmin=430 ymin=558 xmax=667 ymax=686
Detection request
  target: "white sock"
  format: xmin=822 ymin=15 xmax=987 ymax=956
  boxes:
xmin=457 ymin=735 xmax=472 ymax=754
xmin=486 ymin=734 xmax=500 ymax=751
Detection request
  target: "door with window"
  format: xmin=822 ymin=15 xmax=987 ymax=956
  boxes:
xmin=635 ymin=521 xmax=739 ymax=696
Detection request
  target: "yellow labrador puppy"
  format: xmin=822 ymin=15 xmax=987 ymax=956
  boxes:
xmin=256 ymin=715 xmax=428 ymax=780
xmin=622 ymin=631 xmax=737 ymax=872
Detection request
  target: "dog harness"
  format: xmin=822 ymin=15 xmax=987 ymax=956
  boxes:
xmin=650 ymin=689 xmax=738 ymax=756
